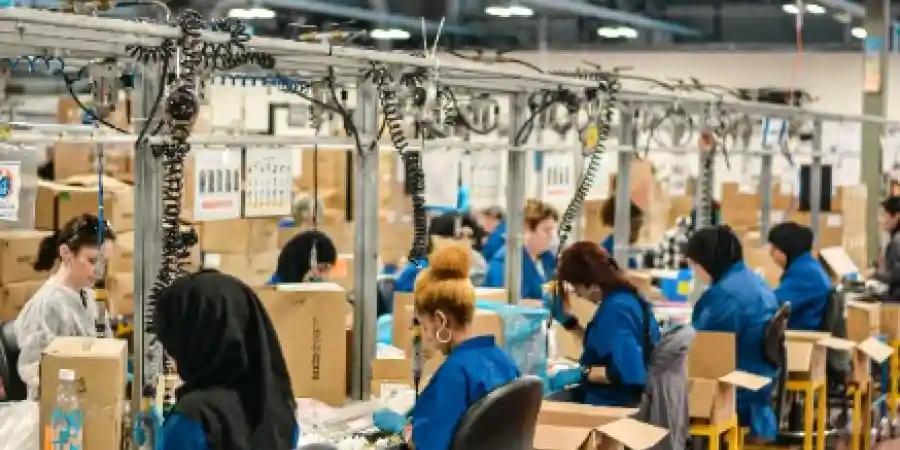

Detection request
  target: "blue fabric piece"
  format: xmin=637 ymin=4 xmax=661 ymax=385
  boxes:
xmin=483 ymin=245 xmax=556 ymax=300
xmin=549 ymin=367 xmax=584 ymax=394
xmin=475 ymin=300 xmax=549 ymax=385
xmin=580 ymin=289 xmax=661 ymax=407
xmin=457 ymin=186 xmax=471 ymax=212
xmin=774 ymin=252 xmax=832 ymax=331
xmin=600 ymin=235 xmax=638 ymax=269
xmin=373 ymin=408 xmax=407 ymax=434
xmin=378 ymin=314 xmax=393 ymax=344
xmin=395 ymin=261 xmax=427 ymax=293
xmin=481 ymin=221 xmax=507 ymax=260
xmin=267 ymin=273 xmax=280 ymax=285
xmin=542 ymin=289 xmax=575 ymax=325
xmin=692 ymin=261 xmax=779 ymax=440
xmin=411 ymin=336 xmax=519 ymax=450
xmin=158 ymin=413 xmax=210 ymax=450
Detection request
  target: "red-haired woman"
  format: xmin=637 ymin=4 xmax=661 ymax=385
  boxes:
xmin=556 ymin=241 xmax=661 ymax=407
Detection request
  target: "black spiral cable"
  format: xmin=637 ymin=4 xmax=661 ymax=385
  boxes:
xmin=368 ymin=64 xmax=428 ymax=262
xmin=201 ymin=18 xmax=275 ymax=70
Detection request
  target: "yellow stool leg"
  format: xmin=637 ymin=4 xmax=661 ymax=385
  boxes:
xmin=803 ymin=384 xmax=814 ymax=450
xmin=709 ymin=430 xmax=720 ymax=450
xmin=851 ymin=386 xmax=861 ymax=450
xmin=816 ymin=384 xmax=826 ymax=450
xmin=727 ymin=422 xmax=740 ymax=450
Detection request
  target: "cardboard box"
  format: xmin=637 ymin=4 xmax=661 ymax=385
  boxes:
xmin=203 ymin=250 xmax=279 ymax=287
xmin=785 ymin=331 xmax=856 ymax=381
xmin=369 ymin=356 xmax=444 ymax=397
xmin=0 ymin=279 xmax=44 ymax=321
xmin=791 ymin=212 xmax=844 ymax=249
xmin=851 ymin=337 xmax=895 ymax=384
xmin=58 ymin=177 xmax=134 ymax=232
xmin=846 ymin=301 xmax=881 ymax=343
xmin=52 ymin=142 xmax=94 ymax=181
xmin=35 ymin=181 xmax=106 ymax=231
xmin=40 ymin=337 xmax=127 ymax=450
xmin=331 ymin=254 xmax=354 ymax=291
xmin=106 ymin=272 xmax=134 ymax=316
xmin=553 ymin=295 xmax=598 ymax=361
xmin=688 ymin=332 xmax=771 ymax=423
xmin=819 ymin=247 xmax=860 ymax=281
xmin=108 ymin=231 xmax=134 ymax=275
xmin=741 ymin=231 xmax=782 ymax=287
xmin=583 ymin=200 xmax=607 ymax=244
xmin=380 ymin=219 xmax=413 ymax=267
xmin=475 ymin=287 xmax=508 ymax=303
xmin=882 ymin=304 xmax=900 ymax=342
xmin=721 ymin=182 xmax=761 ymax=232
xmin=0 ymin=230 xmax=51 ymax=285
xmin=535 ymin=401 xmax=667 ymax=450
xmin=200 ymin=218 xmax=279 ymax=254
xmin=392 ymin=292 xmax=505 ymax=355
xmin=257 ymin=283 xmax=349 ymax=405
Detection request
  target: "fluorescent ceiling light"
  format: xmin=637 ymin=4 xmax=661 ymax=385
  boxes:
xmin=485 ymin=4 xmax=533 ymax=17
xmin=782 ymin=3 xmax=800 ymax=14
xmin=485 ymin=6 xmax=512 ymax=17
xmin=227 ymin=7 xmax=275 ymax=19
xmin=851 ymin=26 xmax=867 ymax=39
xmin=370 ymin=28 xmax=411 ymax=40
xmin=805 ymin=3 xmax=826 ymax=14
xmin=597 ymin=26 xmax=638 ymax=39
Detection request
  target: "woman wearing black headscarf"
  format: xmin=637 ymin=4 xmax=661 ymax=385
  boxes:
xmin=155 ymin=271 xmax=297 ymax=450
xmin=685 ymin=225 xmax=779 ymax=443
xmin=767 ymin=222 xmax=832 ymax=330
xmin=272 ymin=230 xmax=338 ymax=284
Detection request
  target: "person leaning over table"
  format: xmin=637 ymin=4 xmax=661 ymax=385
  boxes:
xmin=155 ymin=270 xmax=298 ymax=450
xmin=598 ymin=197 xmax=644 ymax=269
xmin=551 ymin=241 xmax=661 ymax=407
xmin=476 ymin=205 xmax=506 ymax=260
xmin=16 ymin=214 xmax=115 ymax=399
xmin=483 ymin=199 xmax=559 ymax=299
xmin=767 ymin=221 xmax=832 ymax=331
xmin=686 ymin=225 xmax=778 ymax=443
xmin=873 ymin=196 xmax=900 ymax=302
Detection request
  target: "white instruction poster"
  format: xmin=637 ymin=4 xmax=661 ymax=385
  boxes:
xmin=541 ymin=152 xmax=576 ymax=212
xmin=193 ymin=147 xmax=243 ymax=221
xmin=245 ymin=147 xmax=294 ymax=217
xmin=422 ymin=148 xmax=461 ymax=209
xmin=0 ymin=161 xmax=21 ymax=221
xmin=468 ymin=151 xmax=505 ymax=209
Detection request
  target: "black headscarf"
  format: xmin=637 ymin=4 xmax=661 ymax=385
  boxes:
xmin=685 ymin=225 xmax=743 ymax=282
xmin=427 ymin=212 xmax=485 ymax=252
xmin=767 ymin=221 xmax=813 ymax=267
xmin=883 ymin=196 xmax=900 ymax=234
xmin=275 ymin=230 xmax=337 ymax=283
xmin=155 ymin=271 xmax=296 ymax=450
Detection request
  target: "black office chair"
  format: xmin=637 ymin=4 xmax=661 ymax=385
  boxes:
xmin=0 ymin=320 xmax=25 ymax=401
xmin=764 ymin=304 xmax=790 ymax=437
xmin=450 ymin=376 xmax=543 ymax=450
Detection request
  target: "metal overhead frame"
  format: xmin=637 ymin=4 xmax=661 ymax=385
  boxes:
xmin=0 ymin=7 xmax=896 ymax=422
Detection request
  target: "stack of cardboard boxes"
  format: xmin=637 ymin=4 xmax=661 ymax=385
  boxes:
xmin=105 ymin=231 xmax=134 ymax=316
xmin=0 ymin=230 xmax=51 ymax=321
xmin=200 ymin=218 xmax=280 ymax=287
xmin=534 ymin=401 xmax=668 ymax=450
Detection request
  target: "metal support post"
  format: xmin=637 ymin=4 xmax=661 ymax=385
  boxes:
xmin=863 ymin=0 xmax=891 ymax=263
xmin=506 ymin=94 xmax=527 ymax=304
xmin=810 ymin=120 xmax=824 ymax=242
xmin=131 ymin=63 xmax=163 ymax=419
xmin=759 ymin=149 xmax=774 ymax=239
xmin=614 ymin=107 xmax=634 ymax=265
xmin=351 ymin=81 xmax=379 ymax=400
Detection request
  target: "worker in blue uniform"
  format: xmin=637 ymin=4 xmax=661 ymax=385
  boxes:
xmin=394 ymin=212 xmax=486 ymax=292
xmin=477 ymin=206 xmax=506 ymax=260
xmin=768 ymin=221 xmax=832 ymax=330
xmin=399 ymin=243 xmax=519 ymax=450
xmin=555 ymin=241 xmax=660 ymax=407
xmin=686 ymin=225 xmax=779 ymax=442
xmin=599 ymin=197 xmax=644 ymax=269
xmin=484 ymin=199 xmax=559 ymax=299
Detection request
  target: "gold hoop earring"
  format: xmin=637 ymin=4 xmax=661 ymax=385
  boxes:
xmin=436 ymin=327 xmax=452 ymax=344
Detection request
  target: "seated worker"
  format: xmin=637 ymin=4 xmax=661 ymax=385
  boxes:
xmin=476 ymin=206 xmax=506 ymax=260
xmin=686 ymin=225 xmax=778 ymax=442
xmin=395 ymin=212 xmax=487 ymax=292
xmin=155 ymin=271 xmax=297 ymax=450
xmin=599 ymin=198 xmax=644 ymax=269
xmin=408 ymin=243 xmax=519 ymax=450
xmin=484 ymin=200 xmax=559 ymax=299
xmin=271 ymin=230 xmax=337 ymax=284
xmin=875 ymin=196 xmax=900 ymax=301
xmin=555 ymin=241 xmax=660 ymax=407
xmin=768 ymin=222 xmax=831 ymax=330
xmin=16 ymin=214 xmax=115 ymax=399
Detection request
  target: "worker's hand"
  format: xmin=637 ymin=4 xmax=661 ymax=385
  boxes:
xmin=373 ymin=408 xmax=407 ymax=434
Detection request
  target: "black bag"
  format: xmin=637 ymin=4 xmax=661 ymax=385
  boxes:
xmin=821 ymin=289 xmax=850 ymax=385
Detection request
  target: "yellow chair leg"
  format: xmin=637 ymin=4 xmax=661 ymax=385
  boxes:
xmin=727 ymin=423 xmax=740 ymax=450
xmin=850 ymin=386 xmax=862 ymax=450
xmin=709 ymin=430 xmax=720 ymax=450
xmin=816 ymin=384 xmax=826 ymax=450
xmin=803 ymin=384 xmax=814 ymax=450
xmin=864 ymin=383 xmax=873 ymax=450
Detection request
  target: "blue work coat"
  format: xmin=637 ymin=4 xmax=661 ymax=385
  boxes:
xmin=411 ymin=336 xmax=519 ymax=450
xmin=395 ymin=261 xmax=426 ymax=293
xmin=692 ymin=261 xmax=779 ymax=440
xmin=483 ymin=246 xmax=556 ymax=300
xmin=600 ymin=235 xmax=638 ymax=269
xmin=774 ymin=252 xmax=832 ymax=331
xmin=158 ymin=414 xmax=298 ymax=450
xmin=580 ymin=289 xmax=661 ymax=407
xmin=481 ymin=221 xmax=507 ymax=261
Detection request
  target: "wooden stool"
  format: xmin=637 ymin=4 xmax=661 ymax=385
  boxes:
xmin=849 ymin=381 xmax=873 ymax=450
xmin=690 ymin=415 xmax=741 ymax=450
xmin=785 ymin=379 xmax=827 ymax=450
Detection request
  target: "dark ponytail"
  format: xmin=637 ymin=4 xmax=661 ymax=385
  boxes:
xmin=33 ymin=214 xmax=116 ymax=272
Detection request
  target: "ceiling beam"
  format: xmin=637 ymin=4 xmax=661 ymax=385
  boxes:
xmin=518 ymin=0 xmax=702 ymax=37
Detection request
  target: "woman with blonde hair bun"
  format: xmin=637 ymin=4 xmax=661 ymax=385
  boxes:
xmin=405 ymin=242 xmax=519 ymax=450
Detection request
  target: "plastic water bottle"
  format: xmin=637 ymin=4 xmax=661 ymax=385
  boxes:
xmin=47 ymin=369 xmax=83 ymax=450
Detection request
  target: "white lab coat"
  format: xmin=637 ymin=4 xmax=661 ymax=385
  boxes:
xmin=14 ymin=276 xmax=99 ymax=399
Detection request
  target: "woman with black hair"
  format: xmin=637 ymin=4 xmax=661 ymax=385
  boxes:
xmin=768 ymin=221 xmax=832 ymax=330
xmin=271 ymin=230 xmax=337 ymax=284
xmin=686 ymin=225 xmax=779 ymax=442
xmin=875 ymin=196 xmax=900 ymax=301
xmin=15 ymin=213 xmax=115 ymax=398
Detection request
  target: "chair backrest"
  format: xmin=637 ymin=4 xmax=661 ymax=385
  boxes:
xmin=821 ymin=289 xmax=846 ymax=338
xmin=764 ymin=303 xmax=790 ymax=367
xmin=451 ymin=376 xmax=543 ymax=450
